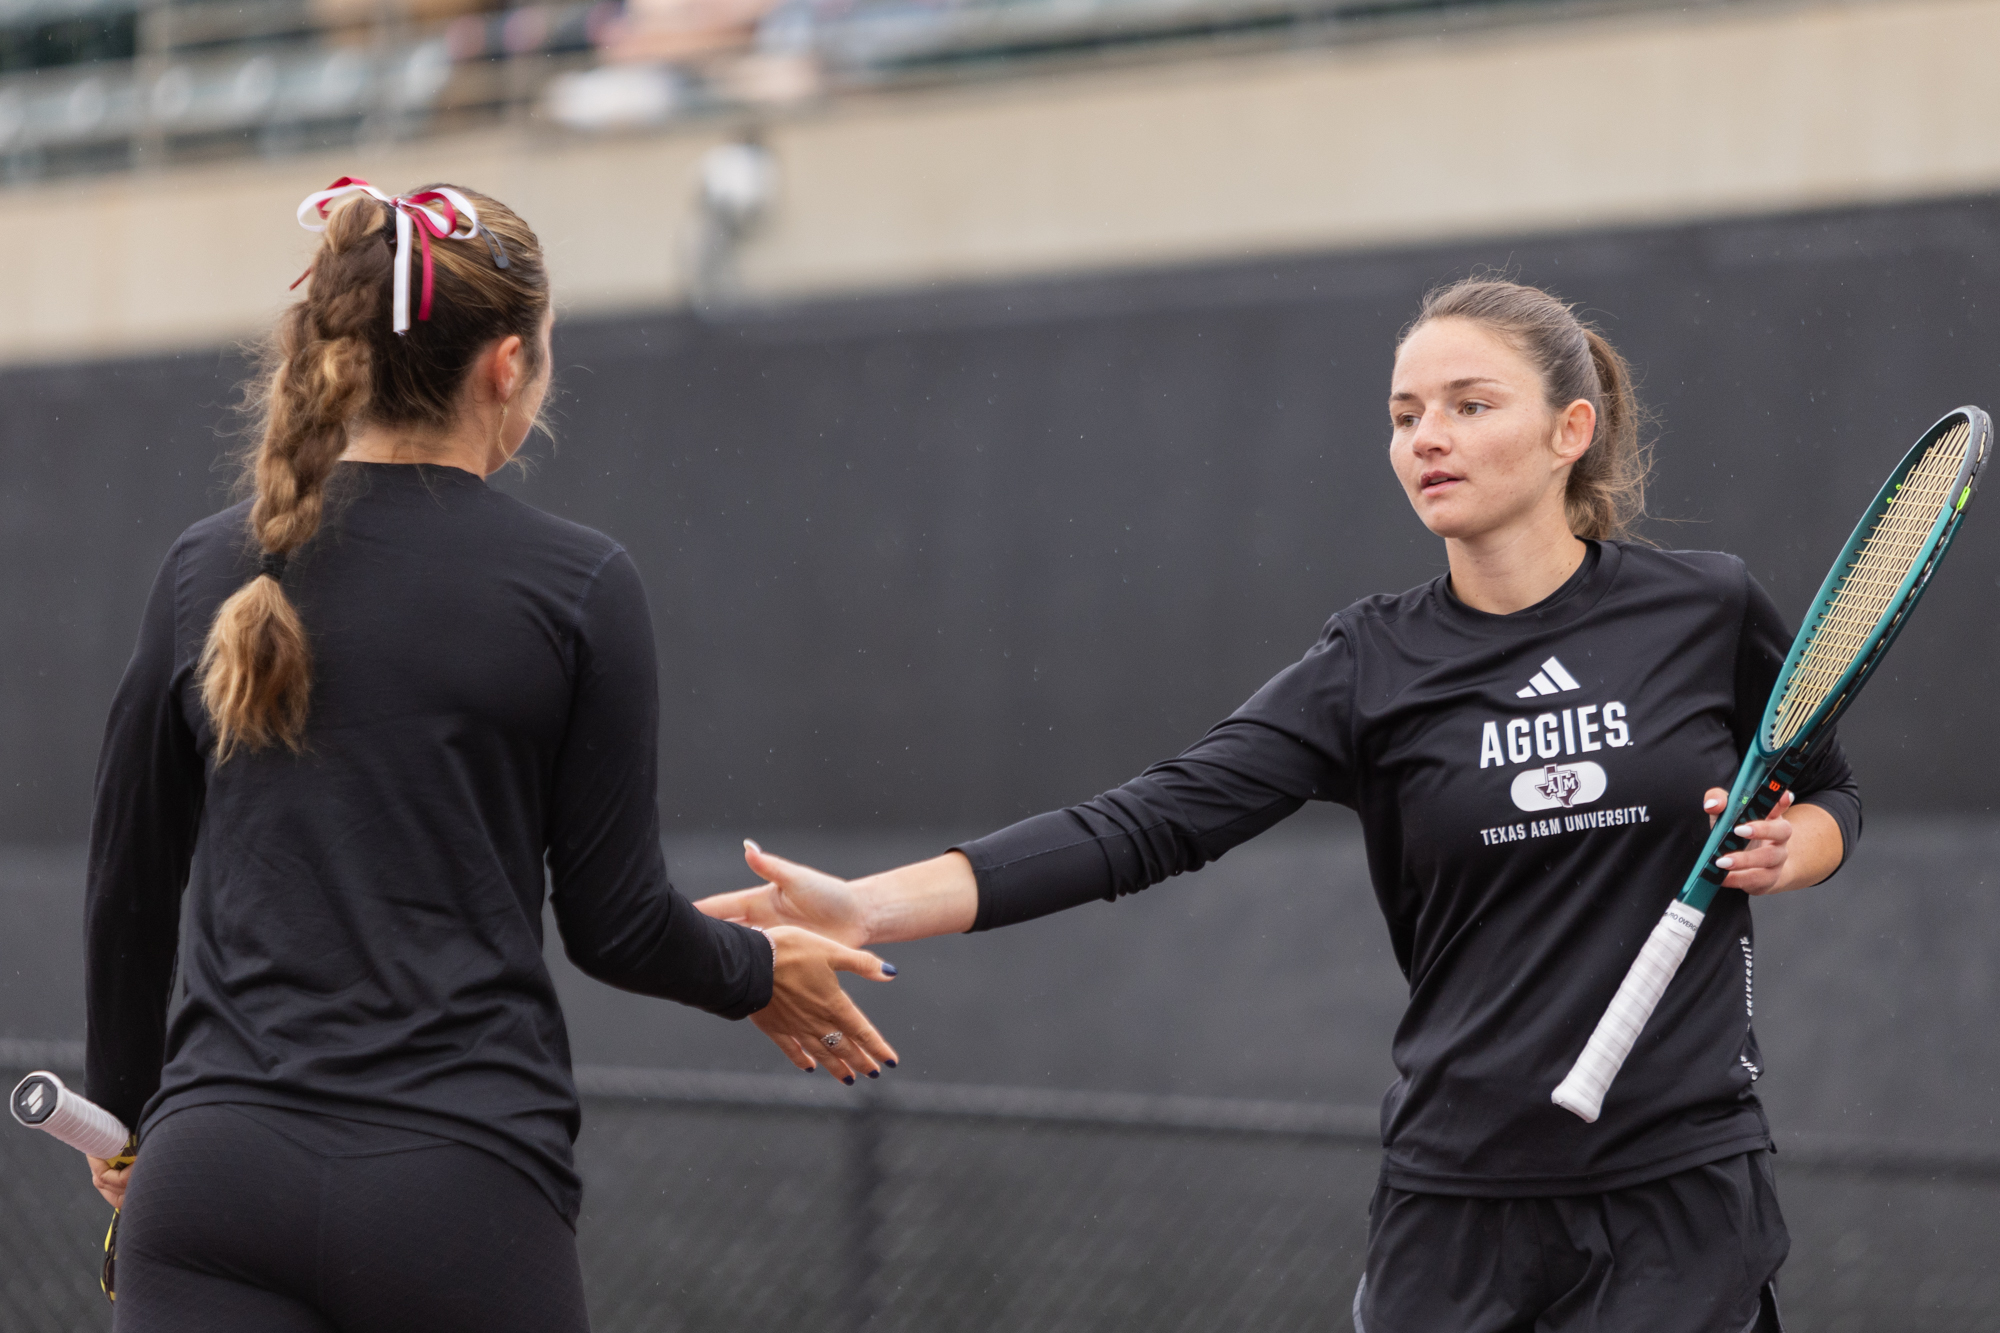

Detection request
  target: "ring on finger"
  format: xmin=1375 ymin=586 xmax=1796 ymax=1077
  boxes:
xmin=821 ymin=1031 xmax=844 ymax=1050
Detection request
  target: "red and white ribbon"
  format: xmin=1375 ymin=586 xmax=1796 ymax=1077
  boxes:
xmin=295 ymin=177 xmax=482 ymax=334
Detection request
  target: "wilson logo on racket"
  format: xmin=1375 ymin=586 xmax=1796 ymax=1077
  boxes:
xmin=1510 ymin=762 xmax=1607 ymax=812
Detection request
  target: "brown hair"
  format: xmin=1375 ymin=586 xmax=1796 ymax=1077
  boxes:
xmin=201 ymin=184 xmax=550 ymax=760
xmin=1404 ymin=277 xmax=1651 ymax=541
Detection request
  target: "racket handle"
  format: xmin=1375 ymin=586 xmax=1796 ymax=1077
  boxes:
xmin=1552 ymin=902 xmax=1705 ymax=1123
xmin=10 ymin=1072 xmax=134 ymax=1162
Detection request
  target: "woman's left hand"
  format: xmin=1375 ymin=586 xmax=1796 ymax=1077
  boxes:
xmin=1702 ymin=787 xmax=1793 ymax=896
xmin=752 ymin=925 xmax=900 ymax=1082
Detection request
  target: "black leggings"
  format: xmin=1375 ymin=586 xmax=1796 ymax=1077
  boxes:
xmin=113 ymin=1103 xmax=590 ymax=1333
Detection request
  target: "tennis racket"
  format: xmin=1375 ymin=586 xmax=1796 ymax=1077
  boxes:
xmin=11 ymin=1072 xmax=135 ymax=1302
xmin=1552 ymin=406 xmax=1991 ymax=1123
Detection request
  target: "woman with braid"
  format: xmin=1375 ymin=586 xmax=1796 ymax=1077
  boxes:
xmin=82 ymin=180 xmax=897 ymax=1331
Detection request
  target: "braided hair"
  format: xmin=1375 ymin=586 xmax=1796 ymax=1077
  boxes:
xmin=201 ymin=185 xmax=549 ymax=759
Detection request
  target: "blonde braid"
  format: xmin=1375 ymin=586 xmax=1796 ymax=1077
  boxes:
xmin=201 ymin=196 xmax=389 ymax=759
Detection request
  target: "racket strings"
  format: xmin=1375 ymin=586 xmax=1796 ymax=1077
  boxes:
xmin=1769 ymin=420 xmax=1971 ymax=748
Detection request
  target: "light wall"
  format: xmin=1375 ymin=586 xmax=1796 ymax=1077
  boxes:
xmin=1 ymin=0 xmax=1994 ymax=365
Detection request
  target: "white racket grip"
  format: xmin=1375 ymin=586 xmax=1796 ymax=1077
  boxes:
xmin=1551 ymin=902 xmax=1705 ymax=1123
xmin=9 ymin=1072 xmax=132 ymax=1159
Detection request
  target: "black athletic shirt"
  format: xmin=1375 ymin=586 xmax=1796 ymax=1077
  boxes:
xmin=957 ymin=541 xmax=1862 ymax=1196
xmin=85 ymin=462 xmax=773 ymax=1223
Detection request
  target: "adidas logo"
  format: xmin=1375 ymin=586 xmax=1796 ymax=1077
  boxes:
xmin=1515 ymin=656 xmax=1582 ymax=699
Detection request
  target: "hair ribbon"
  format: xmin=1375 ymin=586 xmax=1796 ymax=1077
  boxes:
xmin=294 ymin=177 xmax=484 ymax=335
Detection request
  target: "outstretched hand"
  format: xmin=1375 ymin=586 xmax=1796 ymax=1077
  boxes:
xmin=696 ymin=841 xmax=872 ymax=947
xmin=754 ymin=925 xmax=899 ymax=1082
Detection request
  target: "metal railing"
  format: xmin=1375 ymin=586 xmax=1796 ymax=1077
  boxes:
xmin=0 ymin=0 xmax=1726 ymax=181
xmin=7 ymin=1034 xmax=1997 ymax=1184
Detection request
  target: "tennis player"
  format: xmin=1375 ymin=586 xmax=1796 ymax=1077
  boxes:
xmin=698 ymin=278 xmax=1860 ymax=1332
xmin=82 ymin=180 xmax=897 ymax=1330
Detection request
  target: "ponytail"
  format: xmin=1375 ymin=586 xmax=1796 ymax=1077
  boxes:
xmin=202 ymin=195 xmax=386 ymax=759
xmin=1571 ymin=328 xmax=1645 ymax=541
xmin=1404 ymin=278 xmax=1652 ymax=541
xmin=202 ymin=181 xmax=549 ymax=760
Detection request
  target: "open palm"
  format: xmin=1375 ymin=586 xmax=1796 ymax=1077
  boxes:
xmin=694 ymin=841 xmax=872 ymax=947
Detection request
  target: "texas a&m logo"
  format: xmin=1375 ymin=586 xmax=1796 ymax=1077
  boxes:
xmin=1509 ymin=761 xmax=1608 ymax=812
xmin=1537 ymin=766 xmax=1581 ymax=805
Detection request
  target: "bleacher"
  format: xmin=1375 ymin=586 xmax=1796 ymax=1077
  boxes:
xmin=0 ymin=0 xmax=1689 ymax=178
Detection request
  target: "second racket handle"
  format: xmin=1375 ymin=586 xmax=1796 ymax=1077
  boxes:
xmin=1551 ymin=902 xmax=1705 ymax=1123
xmin=9 ymin=1072 xmax=133 ymax=1161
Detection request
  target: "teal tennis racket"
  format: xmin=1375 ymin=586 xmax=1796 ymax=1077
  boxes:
xmin=1553 ymin=406 xmax=1992 ymax=1123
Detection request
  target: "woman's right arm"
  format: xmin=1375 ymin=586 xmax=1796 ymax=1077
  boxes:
xmin=701 ymin=843 xmax=980 ymax=948
xmin=701 ymin=623 xmax=1356 ymax=946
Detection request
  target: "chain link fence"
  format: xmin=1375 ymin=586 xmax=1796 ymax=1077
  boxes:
xmin=0 ymin=1048 xmax=1380 ymax=1333
xmin=7 ymin=1045 xmax=2000 ymax=1332
xmin=571 ymin=1068 xmax=1379 ymax=1333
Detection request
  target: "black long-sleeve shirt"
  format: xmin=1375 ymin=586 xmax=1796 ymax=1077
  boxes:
xmin=85 ymin=462 xmax=772 ymax=1223
xmin=959 ymin=542 xmax=1861 ymax=1196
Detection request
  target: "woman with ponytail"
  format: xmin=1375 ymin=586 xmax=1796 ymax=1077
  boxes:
xmin=696 ymin=279 xmax=1860 ymax=1331
xmin=82 ymin=180 xmax=896 ymax=1331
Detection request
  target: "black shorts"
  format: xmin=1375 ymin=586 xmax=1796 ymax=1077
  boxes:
xmin=112 ymin=1103 xmax=590 ymax=1333
xmin=1354 ymin=1151 xmax=1788 ymax=1333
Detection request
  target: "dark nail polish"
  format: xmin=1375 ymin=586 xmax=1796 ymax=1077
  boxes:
xmin=803 ymin=1066 xmax=815 ymax=1074
xmin=885 ymin=1059 xmax=897 ymax=1069
xmin=867 ymin=1070 xmax=880 ymax=1079
xmin=842 ymin=1075 xmax=855 ymax=1086
xmin=882 ymin=962 xmax=899 ymax=977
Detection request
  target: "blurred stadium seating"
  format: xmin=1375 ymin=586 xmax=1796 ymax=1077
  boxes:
xmin=0 ymin=0 xmax=1692 ymax=175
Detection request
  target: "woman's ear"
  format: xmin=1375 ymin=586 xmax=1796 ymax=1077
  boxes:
xmin=1552 ymin=398 xmax=1596 ymax=466
xmin=487 ymin=334 xmax=527 ymax=404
